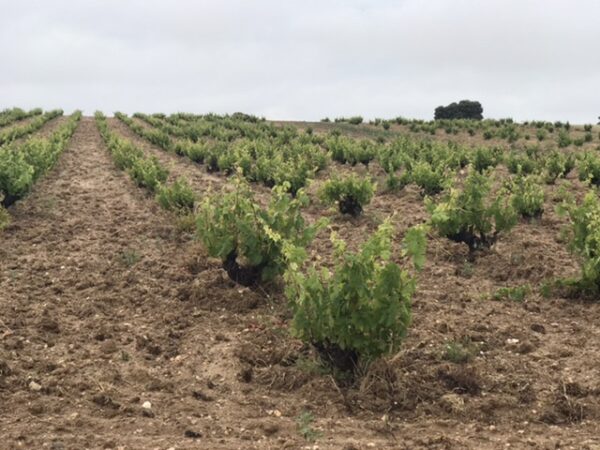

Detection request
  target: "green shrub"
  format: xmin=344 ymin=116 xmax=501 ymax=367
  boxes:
xmin=284 ymin=220 xmax=427 ymax=369
xmin=156 ymin=177 xmax=196 ymax=213
xmin=96 ymin=112 xmax=145 ymax=171
xmin=557 ymin=191 xmax=600 ymax=293
xmin=348 ymin=116 xmax=363 ymax=125
xmin=320 ymin=174 xmax=375 ymax=216
xmin=427 ymin=169 xmax=517 ymax=252
xmin=385 ymin=171 xmax=411 ymax=192
xmin=0 ymin=147 xmax=34 ymax=204
xmin=377 ymin=145 xmax=405 ymax=173
xmin=112 ymin=137 xmax=144 ymax=170
xmin=584 ymin=132 xmax=593 ymax=143
xmin=175 ymin=140 xmax=205 ymax=162
xmin=543 ymin=150 xmax=574 ymax=184
xmin=128 ymin=156 xmax=168 ymax=192
xmin=145 ymin=128 xmax=173 ymax=151
xmin=577 ymin=152 xmax=600 ymax=186
xmin=506 ymin=151 xmax=539 ymax=175
xmin=196 ymin=176 xmax=324 ymax=286
xmin=584 ymin=124 xmax=593 ymax=132
xmin=508 ymin=175 xmax=545 ymax=219
xmin=326 ymin=137 xmax=376 ymax=166
xmin=411 ymin=161 xmax=448 ymax=195
xmin=217 ymin=150 xmax=237 ymax=174
xmin=471 ymin=146 xmax=502 ymax=172
xmin=558 ymin=130 xmax=571 ymax=148
xmin=273 ymin=160 xmax=316 ymax=195
xmin=536 ymin=129 xmax=547 ymax=141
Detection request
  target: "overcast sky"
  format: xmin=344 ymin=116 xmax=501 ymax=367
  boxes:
xmin=1 ymin=0 xmax=598 ymax=122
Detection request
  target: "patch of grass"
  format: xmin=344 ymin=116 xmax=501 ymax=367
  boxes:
xmin=175 ymin=212 xmax=196 ymax=233
xmin=457 ymin=261 xmax=474 ymax=278
xmin=296 ymin=411 xmax=321 ymax=442
xmin=442 ymin=340 xmax=477 ymax=364
xmin=492 ymin=285 xmax=530 ymax=302
xmin=294 ymin=356 xmax=331 ymax=376
xmin=119 ymin=248 xmax=142 ymax=267
xmin=541 ymin=277 xmax=599 ymax=300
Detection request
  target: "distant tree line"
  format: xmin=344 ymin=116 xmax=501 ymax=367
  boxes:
xmin=434 ymin=100 xmax=483 ymax=120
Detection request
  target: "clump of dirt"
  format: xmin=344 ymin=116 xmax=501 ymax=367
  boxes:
xmin=183 ymin=269 xmax=263 ymax=312
xmin=539 ymin=381 xmax=598 ymax=424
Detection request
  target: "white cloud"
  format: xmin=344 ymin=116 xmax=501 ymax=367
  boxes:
xmin=0 ymin=0 xmax=598 ymax=122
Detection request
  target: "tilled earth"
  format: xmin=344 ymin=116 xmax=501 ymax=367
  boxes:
xmin=1 ymin=118 xmax=600 ymax=449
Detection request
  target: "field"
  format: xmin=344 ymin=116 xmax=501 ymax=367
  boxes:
xmin=1 ymin=110 xmax=600 ymax=449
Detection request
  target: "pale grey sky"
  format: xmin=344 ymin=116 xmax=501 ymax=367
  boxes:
xmin=1 ymin=0 xmax=598 ymax=122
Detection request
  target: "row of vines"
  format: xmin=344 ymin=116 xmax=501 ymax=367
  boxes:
xmin=107 ymin=111 xmax=600 ymax=373
xmin=0 ymin=107 xmax=43 ymax=128
xmin=0 ymin=110 xmax=81 ymax=229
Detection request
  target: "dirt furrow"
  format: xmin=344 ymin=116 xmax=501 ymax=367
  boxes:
xmin=0 ymin=117 xmax=260 ymax=449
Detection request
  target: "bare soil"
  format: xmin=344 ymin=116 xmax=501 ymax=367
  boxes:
xmin=1 ymin=118 xmax=600 ymax=449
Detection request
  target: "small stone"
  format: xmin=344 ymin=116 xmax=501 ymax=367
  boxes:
xmin=29 ymin=381 xmax=42 ymax=391
xmin=184 ymin=430 xmax=202 ymax=439
xmin=141 ymin=409 xmax=155 ymax=418
xmin=506 ymin=338 xmax=519 ymax=345
xmin=530 ymin=323 xmax=545 ymax=334
xmin=261 ymin=421 xmax=280 ymax=436
xmin=516 ymin=341 xmax=535 ymax=354
xmin=29 ymin=403 xmax=45 ymax=415
xmin=192 ymin=390 xmax=214 ymax=402
xmin=142 ymin=401 xmax=152 ymax=410
xmin=100 ymin=341 xmax=118 ymax=354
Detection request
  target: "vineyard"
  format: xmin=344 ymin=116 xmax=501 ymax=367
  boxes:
xmin=1 ymin=111 xmax=600 ymax=449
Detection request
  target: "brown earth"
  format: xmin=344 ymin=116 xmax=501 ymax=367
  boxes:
xmin=1 ymin=117 xmax=600 ymax=449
